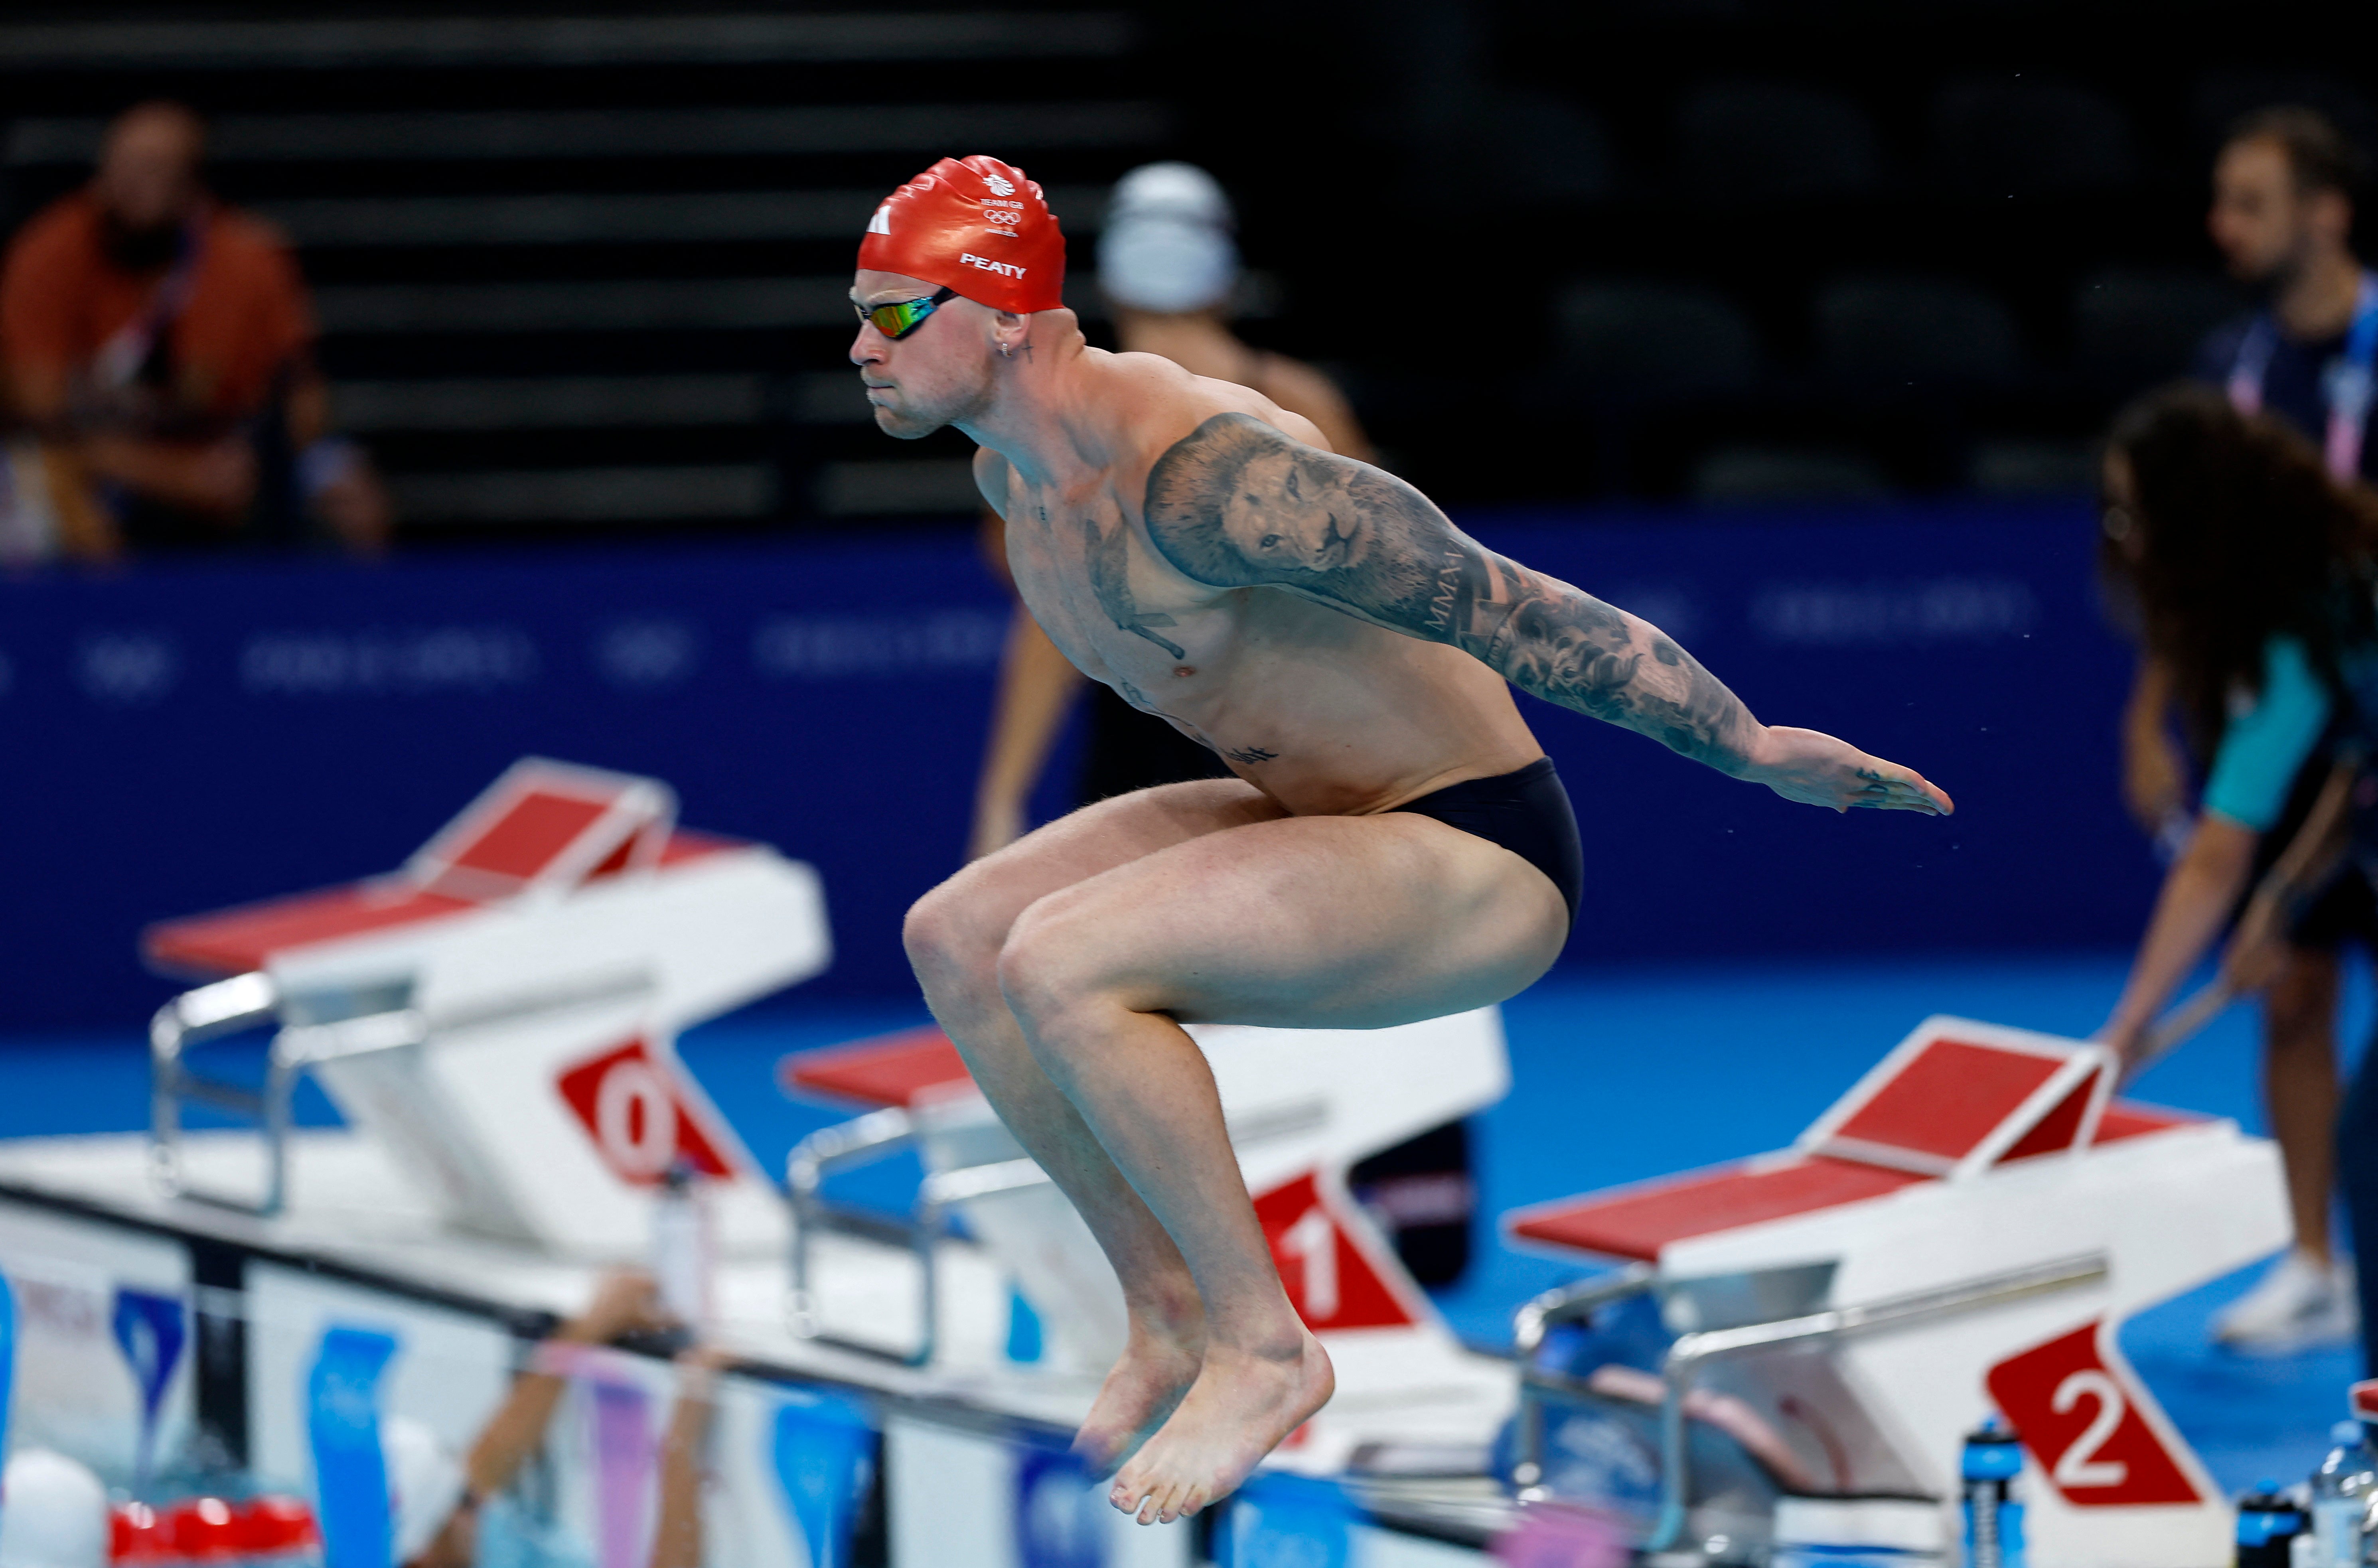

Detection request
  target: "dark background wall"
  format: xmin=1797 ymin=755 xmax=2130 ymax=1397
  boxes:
xmin=6 ymin=1 xmax=2358 ymax=1027
xmin=0 ymin=2 xmax=2372 ymax=538
xmin=0 ymin=500 xmax=2147 ymax=1030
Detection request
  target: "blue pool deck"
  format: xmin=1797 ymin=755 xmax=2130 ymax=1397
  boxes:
xmin=4 ymin=949 xmax=2362 ymax=1499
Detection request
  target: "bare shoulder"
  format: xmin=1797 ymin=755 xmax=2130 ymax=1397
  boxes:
xmin=971 ymin=446 xmax=1014 ymax=519
xmin=1091 ymin=349 xmax=1330 ymax=483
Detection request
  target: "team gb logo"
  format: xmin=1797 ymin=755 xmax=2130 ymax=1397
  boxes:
xmin=984 ymin=170 xmax=1016 ymax=197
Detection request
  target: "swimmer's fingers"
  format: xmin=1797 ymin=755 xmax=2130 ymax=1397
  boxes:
xmin=1747 ymin=728 xmax=1952 ymax=817
xmin=1847 ymin=762 xmax=1954 ymax=816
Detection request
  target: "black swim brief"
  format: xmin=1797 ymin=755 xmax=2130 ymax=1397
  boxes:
xmin=1393 ymin=757 xmax=1584 ymax=926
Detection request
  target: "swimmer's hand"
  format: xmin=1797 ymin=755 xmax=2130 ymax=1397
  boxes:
xmin=1742 ymin=726 xmax=1954 ymax=815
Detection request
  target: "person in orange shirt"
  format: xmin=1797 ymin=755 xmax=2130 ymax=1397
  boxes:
xmin=0 ymin=100 xmax=389 ymax=558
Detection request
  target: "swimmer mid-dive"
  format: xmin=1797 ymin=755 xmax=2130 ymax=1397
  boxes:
xmin=854 ymin=156 xmax=1954 ymax=1526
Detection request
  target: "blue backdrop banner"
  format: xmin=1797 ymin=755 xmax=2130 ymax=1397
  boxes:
xmin=0 ymin=501 xmax=2149 ymax=1030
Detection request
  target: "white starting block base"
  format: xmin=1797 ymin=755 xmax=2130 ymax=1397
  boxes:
xmin=0 ymin=1128 xmax=1519 ymax=1568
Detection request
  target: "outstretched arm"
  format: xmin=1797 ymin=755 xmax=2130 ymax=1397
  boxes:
xmin=1143 ymin=413 xmax=1950 ymax=814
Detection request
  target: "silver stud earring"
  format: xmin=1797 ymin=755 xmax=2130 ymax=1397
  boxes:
xmin=998 ymin=341 xmax=1014 ymax=359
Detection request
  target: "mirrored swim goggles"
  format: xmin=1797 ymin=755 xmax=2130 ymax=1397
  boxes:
xmin=856 ymin=286 xmax=958 ymax=340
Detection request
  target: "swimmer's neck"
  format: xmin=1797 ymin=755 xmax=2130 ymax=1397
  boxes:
xmin=956 ymin=310 xmax=1111 ymax=486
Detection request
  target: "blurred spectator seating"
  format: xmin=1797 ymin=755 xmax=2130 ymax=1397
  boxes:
xmin=1968 ymin=438 xmax=2099 ymax=496
xmin=1550 ymin=280 xmax=1761 ymax=407
xmin=1929 ymin=78 xmax=2136 ymax=201
xmin=1691 ymin=444 xmax=1892 ymax=504
xmin=2070 ymin=268 xmax=2243 ymax=399
xmin=1674 ymin=81 xmax=1882 ymax=208
xmin=1816 ymin=274 xmax=2023 ymax=394
xmin=0 ymin=103 xmax=390 ymax=559
xmin=0 ymin=15 xmax=1165 ymax=535
xmin=1450 ymin=89 xmax=1614 ymax=208
xmin=2191 ymin=70 xmax=2378 ymax=168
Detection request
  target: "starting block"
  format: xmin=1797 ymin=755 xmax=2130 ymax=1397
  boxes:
xmin=783 ymin=1008 xmax=1520 ymax=1470
xmin=1504 ymin=1015 xmax=2288 ymax=1568
xmin=142 ymin=758 xmax=830 ymax=1258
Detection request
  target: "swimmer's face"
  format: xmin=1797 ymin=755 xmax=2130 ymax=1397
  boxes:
xmin=1216 ymin=446 xmax=1360 ymax=577
xmin=2209 ymin=136 xmax=2346 ymax=286
xmin=849 ymin=269 xmax=1008 ymax=439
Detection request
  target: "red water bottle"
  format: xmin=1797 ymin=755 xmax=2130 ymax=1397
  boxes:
xmin=236 ymin=1497 xmax=323 ymax=1567
xmin=162 ymin=1498 xmax=242 ymax=1565
xmin=108 ymin=1501 xmax=170 ymax=1564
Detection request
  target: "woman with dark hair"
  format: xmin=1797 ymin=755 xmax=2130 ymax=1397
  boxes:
xmin=2099 ymin=381 xmax=2378 ymax=1359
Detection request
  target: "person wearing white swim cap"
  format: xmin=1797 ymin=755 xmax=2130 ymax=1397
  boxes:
xmin=971 ymin=164 xmax=1375 ymax=861
xmin=1095 ymin=163 xmax=1368 ymax=462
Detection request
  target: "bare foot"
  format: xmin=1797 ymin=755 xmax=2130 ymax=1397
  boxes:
xmin=1071 ymin=1326 xmax=1202 ymax=1476
xmin=1108 ymin=1330 xmax=1334 ymax=1525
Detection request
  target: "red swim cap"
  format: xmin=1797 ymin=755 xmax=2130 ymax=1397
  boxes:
xmin=858 ymin=155 xmax=1066 ymax=314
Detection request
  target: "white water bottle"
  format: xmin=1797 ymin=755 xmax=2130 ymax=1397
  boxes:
xmin=2315 ymin=1419 xmax=2376 ymax=1567
xmin=651 ymin=1160 xmax=714 ymax=1332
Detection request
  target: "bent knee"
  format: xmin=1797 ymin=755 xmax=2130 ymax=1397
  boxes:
xmin=996 ymin=899 xmax=1123 ymax=1040
xmin=903 ymin=878 xmax=1005 ymax=989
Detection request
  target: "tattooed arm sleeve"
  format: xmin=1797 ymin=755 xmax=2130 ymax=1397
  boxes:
xmin=1142 ymin=412 xmax=1764 ymax=774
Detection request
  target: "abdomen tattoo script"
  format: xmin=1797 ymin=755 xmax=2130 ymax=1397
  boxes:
xmin=1139 ymin=412 xmax=1760 ymax=774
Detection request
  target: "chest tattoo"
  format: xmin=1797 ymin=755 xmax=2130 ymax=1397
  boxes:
xmin=1222 ymin=745 xmax=1278 ymax=765
xmin=1084 ymin=515 xmax=1188 ymax=660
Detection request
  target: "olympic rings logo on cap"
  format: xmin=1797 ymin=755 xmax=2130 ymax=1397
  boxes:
xmin=858 ymin=155 xmax=1065 ymax=313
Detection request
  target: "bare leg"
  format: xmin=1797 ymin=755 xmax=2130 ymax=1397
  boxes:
xmin=904 ymin=780 xmax=1281 ymax=1469
xmin=2264 ymin=946 xmax=2342 ymax=1262
xmin=998 ymin=811 xmax=1567 ymax=1522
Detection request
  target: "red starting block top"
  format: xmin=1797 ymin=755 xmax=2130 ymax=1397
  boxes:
xmin=145 ymin=830 xmax=736 ymax=978
xmin=780 ymin=1025 xmax=974 ymax=1108
xmin=1507 ymin=1103 xmax=2200 ymax=1263
xmin=141 ymin=759 xmax=751 ymax=976
xmin=1506 ymin=1018 xmax=2206 ymax=1263
xmin=1512 ymin=1156 xmax=1928 ymax=1261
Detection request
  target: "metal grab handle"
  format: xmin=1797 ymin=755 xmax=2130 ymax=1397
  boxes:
xmin=150 ymin=972 xmax=431 ymax=1217
xmin=1643 ymin=1251 xmax=2109 ymax=1552
xmin=785 ymin=1113 xmax=1062 ymax=1369
xmin=151 ymin=966 xmax=644 ymax=1219
xmin=1509 ymin=1264 xmax=1658 ymax=1497
xmin=786 ymin=1108 xmax=920 ymax=1358
xmin=150 ymin=973 xmax=287 ymax=1213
